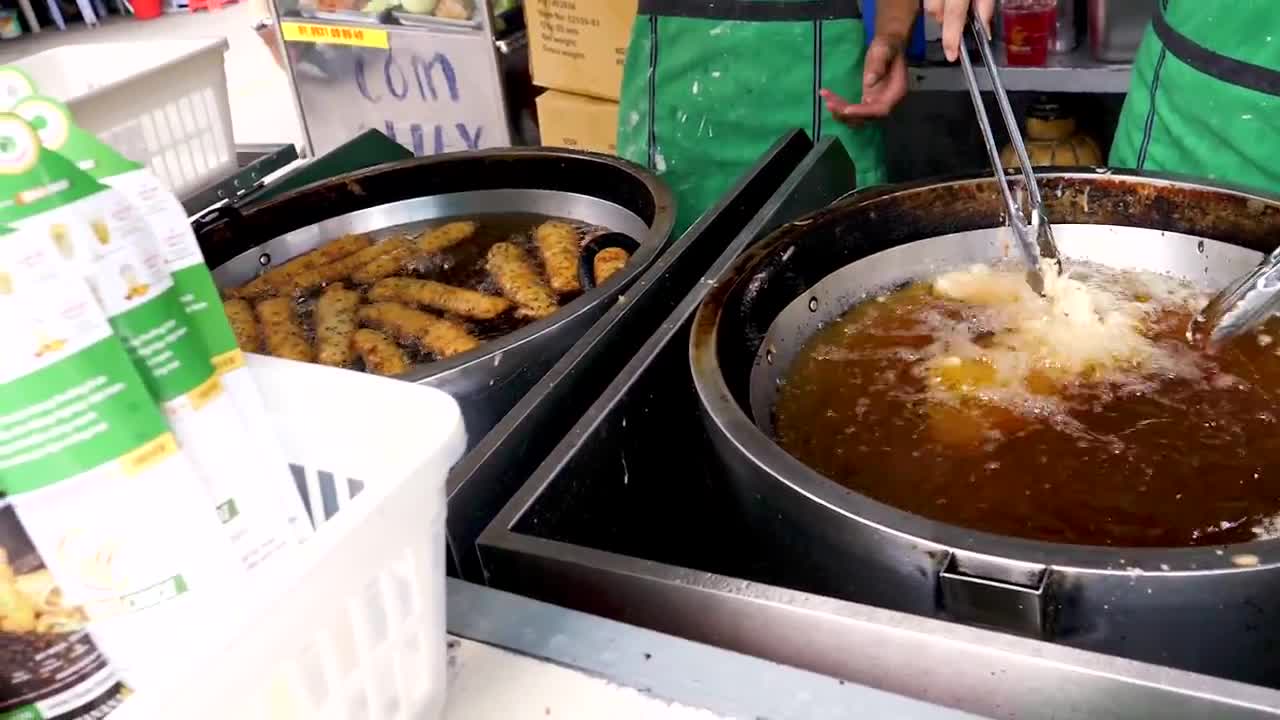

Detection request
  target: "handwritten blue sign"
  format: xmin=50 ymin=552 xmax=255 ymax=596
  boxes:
xmin=354 ymin=48 xmax=488 ymax=155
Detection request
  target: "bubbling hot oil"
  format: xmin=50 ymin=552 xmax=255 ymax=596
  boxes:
xmin=773 ymin=260 xmax=1280 ymax=547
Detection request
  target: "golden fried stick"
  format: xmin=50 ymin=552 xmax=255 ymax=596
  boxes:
xmin=368 ymin=277 xmax=511 ymax=320
xmin=287 ymin=241 xmax=401 ymax=295
xmin=351 ymin=237 xmax=417 ymax=285
xmin=358 ymin=302 xmax=479 ymax=358
xmin=223 ymin=298 xmax=261 ymax=352
xmin=353 ymin=328 xmax=410 ymax=376
xmin=534 ymin=221 xmax=582 ymax=294
xmin=230 ymin=234 xmax=371 ymax=299
xmin=593 ymin=247 xmax=630 ymax=286
xmin=416 ymin=220 xmax=478 ymax=253
xmin=313 ymin=233 xmax=376 ymax=263
xmin=485 ymin=242 xmax=559 ymax=319
xmin=314 ymin=283 xmax=362 ymax=367
xmin=256 ymin=297 xmax=313 ymax=362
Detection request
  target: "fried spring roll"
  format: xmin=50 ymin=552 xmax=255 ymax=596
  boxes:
xmin=416 ymin=221 xmax=478 ymax=253
xmin=287 ymin=241 xmax=401 ymax=295
xmin=485 ymin=242 xmax=558 ymax=319
xmin=368 ymin=277 xmax=511 ymax=320
xmin=256 ymin=297 xmax=313 ymax=362
xmin=351 ymin=237 xmax=417 ymax=285
xmin=534 ymin=221 xmax=582 ymax=294
xmin=314 ymin=283 xmax=362 ymax=368
xmin=224 ymin=298 xmax=261 ymax=352
xmin=593 ymin=247 xmax=630 ymax=286
xmin=231 ymin=234 xmax=372 ymax=299
xmin=358 ymin=302 xmax=479 ymax=359
xmin=353 ymin=328 xmax=409 ymax=376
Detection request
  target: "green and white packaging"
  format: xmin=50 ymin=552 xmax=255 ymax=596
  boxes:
xmin=0 ymin=211 xmax=242 ymax=688
xmin=13 ymin=95 xmax=314 ymax=546
xmin=0 ymin=501 xmax=132 ymax=718
xmin=0 ymin=66 xmax=33 ymax=112
xmin=0 ymin=114 xmax=296 ymax=570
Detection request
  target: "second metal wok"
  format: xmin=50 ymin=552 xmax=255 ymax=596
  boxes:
xmin=690 ymin=170 xmax=1280 ymax=686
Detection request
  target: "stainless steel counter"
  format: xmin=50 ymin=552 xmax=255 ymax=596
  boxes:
xmin=446 ymin=579 xmax=986 ymax=720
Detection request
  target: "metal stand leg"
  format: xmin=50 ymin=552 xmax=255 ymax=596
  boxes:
xmin=74 ymin=0 xmax=99 ymax=25
xmin=43 ymin=0 xmax=65 ymax=30
xmin=16 ymin=0 xmax=39 ymax=32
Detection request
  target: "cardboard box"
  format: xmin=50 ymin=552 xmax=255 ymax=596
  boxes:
xmin=536 ymin=90 xmax=620 ymax=156
xmin=525 ymin=0 xmax=637 ymax=101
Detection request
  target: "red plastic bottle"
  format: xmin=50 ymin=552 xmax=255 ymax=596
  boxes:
xmin=1003 ymin=0 xmax=1057 ymax=66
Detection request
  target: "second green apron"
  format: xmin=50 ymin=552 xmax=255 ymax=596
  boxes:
xmin=617 ymin=0 xmax=888 ymax=234
xmin=1111 ymin=0 xmax=1280 ymax=195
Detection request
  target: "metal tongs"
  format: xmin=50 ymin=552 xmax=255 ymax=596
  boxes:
xmin=1188 ymin=246 xmax=1280 ymax=347
xmin=957 ymin=15 xmax=1061 ymax=294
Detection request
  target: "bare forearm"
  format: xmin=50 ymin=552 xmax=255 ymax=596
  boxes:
xmin=874 ymin=0 xmax=920 ymax=44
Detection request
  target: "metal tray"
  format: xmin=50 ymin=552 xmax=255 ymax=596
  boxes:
xmin=446 ymin=131 xmax=819 ymax=580
xmin=475 ymin=149 xmax=1280 ymax=717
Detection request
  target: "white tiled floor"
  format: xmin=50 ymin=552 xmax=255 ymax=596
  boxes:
xmin=0 ymin=3 xmax=303 ymax=146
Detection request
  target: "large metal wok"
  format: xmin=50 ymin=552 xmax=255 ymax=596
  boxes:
xmin=197 ymin=149 xmax=674 ymax=447
xmin=690 ymin=171 xmax=1280 ymax=686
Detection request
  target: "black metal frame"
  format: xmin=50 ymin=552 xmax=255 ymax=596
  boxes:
xmin=181 ymin=143 xmax=300 ymax=217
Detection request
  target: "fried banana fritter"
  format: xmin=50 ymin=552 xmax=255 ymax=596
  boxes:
xmin=230 ymin=234 xmax=372 ymax=300
xmin=416 ymin=221 xmax=478 ymax=253
xmin=287 ymin=241 xmax=401 ymax=295
xmin=314 ymin=283 xmax=362 ymax=368
xmin=358 ymin=302 xmax=479 ymax=359
xmin=351 ymin=237 xmax=417 ymax=285
xmin=534 ymin=220 xmax=582 ymax=295
xmin=592 ymin=247 xmax=630 ymax=286
xmin=352 ymin=328 xmax=409 ymax=376
xmin=368 ymin=277 xmax=511 ymax=320
xmin=223 ymin=298 xmax=261 ymax=352
xmin=255 ymin=297 xmax=313 ymax=362
xmin=485 ymin=242 xmax=558 ymax=320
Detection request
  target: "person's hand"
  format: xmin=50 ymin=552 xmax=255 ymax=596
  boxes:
xmin=925 ymin=0 xmax=996 ymax=62
xmin=821 ymin=34 xmax=909 ymax=125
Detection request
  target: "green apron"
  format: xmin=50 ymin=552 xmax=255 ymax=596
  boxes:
xmin=617 ymin=0 xmax=888 ymax=234
xmin=1111 ymin=0 xmax=1280 ymax=194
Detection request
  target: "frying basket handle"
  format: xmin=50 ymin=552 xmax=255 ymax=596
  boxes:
xmin=938 ymin=552 xmax=1054 ymax=639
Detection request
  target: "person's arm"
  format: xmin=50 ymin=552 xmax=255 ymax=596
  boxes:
xmin=822 ymin=0 xmax=918 ymax=123
xmin=874 ymin=0 xmax=921 ymax=53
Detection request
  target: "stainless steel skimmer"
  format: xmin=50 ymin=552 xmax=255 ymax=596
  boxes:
xmin=957 ymin=15 xmax=1061 ymax=294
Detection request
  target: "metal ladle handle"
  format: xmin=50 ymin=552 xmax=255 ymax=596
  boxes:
xmin=957 ymin=15 xmax=1061 ymax=292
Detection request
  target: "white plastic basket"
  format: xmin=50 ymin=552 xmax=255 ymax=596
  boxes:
xmin=11 ymin=39 xmax=236 ymax=198
xmin=115 ymin=354 xmax=466 ymax=719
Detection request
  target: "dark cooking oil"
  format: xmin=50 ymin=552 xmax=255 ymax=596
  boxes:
xmin=773 ymin=265 xmax=1280 ymax=548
